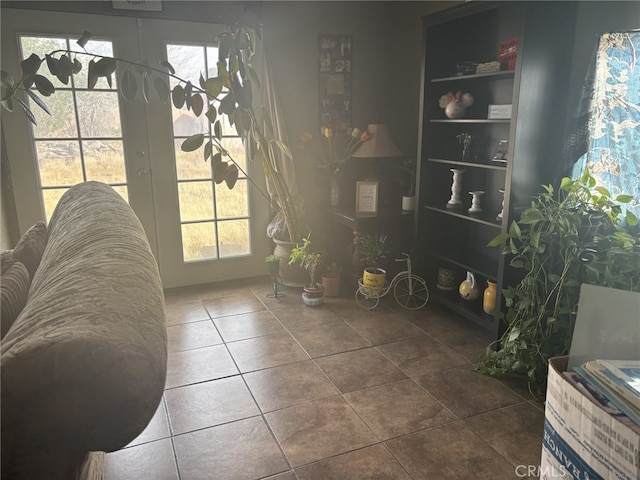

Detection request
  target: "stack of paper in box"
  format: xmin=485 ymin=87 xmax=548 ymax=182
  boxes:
xmin=572 ymin=359 xmax=640 ymax=430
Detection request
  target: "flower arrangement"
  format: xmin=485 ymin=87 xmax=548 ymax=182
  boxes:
xmin=439 ymin=90 xmax=474 ymax=119
xmin=299 ymin=126 xmax=370 ymax=175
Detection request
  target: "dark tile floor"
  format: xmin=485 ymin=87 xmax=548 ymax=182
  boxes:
xmin=104 ymin=277 xmax=545 ymax=480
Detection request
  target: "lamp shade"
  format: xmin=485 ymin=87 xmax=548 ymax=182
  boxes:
xmin=352 ymin=124 xmax=403 ymax=158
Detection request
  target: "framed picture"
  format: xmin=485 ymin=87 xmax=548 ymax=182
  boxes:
xmin=492 ymin=140 xmax=509 ymax=163
xmin=319 ymin=34 xmax=352 ymax=132
xmin=355 ymin=181 xmax=378 ymax=215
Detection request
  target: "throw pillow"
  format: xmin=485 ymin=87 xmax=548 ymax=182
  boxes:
xmin=0 ymin=260 xmax=30 ymax=339
xmin=12 ymin=221 xmax=48 ymax=280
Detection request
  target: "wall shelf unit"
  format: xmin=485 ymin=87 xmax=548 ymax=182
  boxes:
xmin=414 ymin=1 xmax=578 ymax=340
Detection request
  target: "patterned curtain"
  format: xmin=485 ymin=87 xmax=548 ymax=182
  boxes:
xmin=571 ymin=32 xmax=640 ymax=216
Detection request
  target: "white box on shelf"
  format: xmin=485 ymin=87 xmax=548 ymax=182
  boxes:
xmin=487 ymin=104 xmax=512 ymax=119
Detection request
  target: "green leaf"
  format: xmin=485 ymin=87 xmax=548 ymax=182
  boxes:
xmin=72 ymin=58 xmax=82 ymax=74
xmin=26 ymin=89 xmax=51 ymax=115
xmin=519 ymin=209 xmax=544 ymax=224
xmin=219 ymin=92 xmax=236 ymax=115
xmin=45 ymin=55 xmax=60 ymax=77
xmin=595 ymin=186 xmax=611 ymax=198
xmin=58 ymin=54 xmax=74 ymax=77
xmin=190 ymin=93 xmax=204 ymax=116
xmin=560 ymin=177 xmax=572 ymax=190
xmin=625 ymin=210 xmax=638 ymax=226
xmin=225 ymin=164 xmax=239 ymax=189
xmin=120 ymin=68 xmax=138 ymax=101
xmin=1 ymin=71 xmax=14 ymax=102
xmin=203 ymin=77 xmax=223 ymax=98
xmin=273 ymin=139 xmax=292 ymax=159
xmin=508 ymin=221 xmax=521 ymax=238
xmin=181 ymin=134 xmax=205 ymax=152
xmin=20 ymin=53 xmax=42 ymax=76
xmin=615 ymin=194 xmax=633 ymax=203
xmin=93 ymin=57 xmax=117 ymax=77
xmin=34 ymin=75 xmax=55 ymax=97
xmin=246 ymin=64 xmax=260 ymax=89
xmin=159 ymin=60 xmax=175 ymax=75
xmin=76 ymin=31 xmax=92 ymax=48
xmin=16 ymin=97 xmax=37 ymax=125
xmin=487 ymin=232 xmax=509 ymax=248
xmin=214 ymin=121 xmax=222 ymax=140
xmin=171 ymin=85 xmax=185 ymax=109
xmin=203 ymin=140 xmax=212 ymax=162
xmin=205 ymin=106 xmax=217 ymax=124
xmin=211 ymin=152 xmax=222 ymax=167
xmin=1 ymin=97 xmax=14 ymax=112
xmin=87 ymin=59 xmax=98 ymax=89
xmin=154 ymin=77 xmax=169 ymax=103
xmin=213 ymin=162 xmax=228 ymax=184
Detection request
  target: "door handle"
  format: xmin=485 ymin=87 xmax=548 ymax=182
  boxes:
xmin=137 ymin=167 xmax=149 ymax=177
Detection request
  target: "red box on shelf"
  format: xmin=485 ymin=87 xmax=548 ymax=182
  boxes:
xmin=499 ymin=36 xmax=518 ymax=70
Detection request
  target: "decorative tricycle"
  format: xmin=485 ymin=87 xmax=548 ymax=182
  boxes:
xmin=355 ymin=253 xmax=429 ymax=310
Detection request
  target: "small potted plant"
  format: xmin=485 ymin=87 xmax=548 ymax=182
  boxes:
xmin=399 ymin=156 xmax=417 ymax=211
xmin=358 ymin=233 xmax=389 ymax=289
xmin=321 ymin=262 xmax=342 ymax=297
xmin=289 ymin=234 xmax=325 ymax=306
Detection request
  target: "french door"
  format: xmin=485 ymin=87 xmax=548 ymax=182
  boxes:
xmin=1 ymin=9 xmax=270 ymax=288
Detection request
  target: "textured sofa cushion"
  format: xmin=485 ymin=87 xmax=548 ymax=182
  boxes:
xmin=1 ymin=182 xmax=167 ymax=478
xmin=0 ymin=258 xmax=30 ymax=339
xmin=11 ymin=221 xmax=48 ymax=280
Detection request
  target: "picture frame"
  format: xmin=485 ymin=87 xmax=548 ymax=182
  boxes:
xmin=355 ymin=181 xmax=379 ymax=215
xmin=492 ymin=140 xmax=509 ymax=163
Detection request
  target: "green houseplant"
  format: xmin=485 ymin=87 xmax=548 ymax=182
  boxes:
xmin=358 ymin=233 xmax=389 ymax=288
xmin=288 ymin=234 xmax=324 ymax=305
xmin=399 ymin=156 xmax=416 ymax=211
xmin=1 ymin=26 xmax=304 ymax=244
xmin=476 ymin=169 xmax=639 ymax=395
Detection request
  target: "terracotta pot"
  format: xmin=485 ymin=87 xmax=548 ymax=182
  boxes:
xmin=321 ymin=273 xmax=341 ymax=297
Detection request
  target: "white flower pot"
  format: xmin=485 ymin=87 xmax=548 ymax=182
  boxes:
xmin=402 ymin=196 xmax=415 ymax=211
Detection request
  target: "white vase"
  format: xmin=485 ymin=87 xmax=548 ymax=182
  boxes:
xmin=468 ymin=190 xmax=484 ymax=214
xmin=447 ymin=169 xmax=465 ymax=208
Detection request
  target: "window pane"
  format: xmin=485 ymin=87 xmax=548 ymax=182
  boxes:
xmin=220 ymin=137 xmax=246 ymax=172
xmin=84 ymin=140 xmax=126 ymax=183
xmin=216 ymin=179 xmax=248 ymax=218
xmin=174 ymin=140 xmax=212 ymax=179
xmin=206 ymin=46 xmax=220 ymax=77
xmin=167 ymin=44 xmax=204 ymax=88
xmin=42 ymin=188 xmax=67 ymax=221
xmin=182 ymin=222 xmax=217 ymax=261
xmin=36 ymin=140 xmax=83 ymax=186
xmin=178 ymin=181 xmax=213 ymax=221
xmin=111 ymin=185 xmax=129 ymax=203
xmin=20 ymin=36 xmax=68 ymax=89
xmin=218 ymin=219 xmax=250 ymax=257
xmin=76 ymin=91 xmax=121 ymax=137
xmin=74 ymin=40 xmax=115 ymax=90
xmin=30 ymin=90 xmax=77 ymax=138
xmin=172 ymin=106 xmax=208 ymax=137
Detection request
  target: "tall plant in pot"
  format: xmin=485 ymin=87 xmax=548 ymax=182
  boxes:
xmin=399 ymin=156 xmax=416 ymax=211
xmin=476 ymin=169 xmax=639 ymax=395
xmin=1 ymin=25 xmax=305 ymax=245
xmin=288 ymin=234 xmax=325 ymax=306
xmin=358 ymin=233 xmax=389 ymax=289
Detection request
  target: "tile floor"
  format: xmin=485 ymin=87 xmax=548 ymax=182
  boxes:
xmin=104 ymin=277 xmax=545 ymax=480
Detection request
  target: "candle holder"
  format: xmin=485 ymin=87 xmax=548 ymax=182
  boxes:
xmin=468 ymin=190 xmax=485 ymax=214
xmin=497 ymin=189 xmax=505 ymax=221
xmin=447 ymin=169 xmax=465 ymax=208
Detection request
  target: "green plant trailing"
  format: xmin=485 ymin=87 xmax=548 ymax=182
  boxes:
xmin=0 ymin=26 xmax=303 ymax=243
xmin=476 ymin=169 xmax=639 ymax=394
xmin=288 ymin=234 xmax=323 ymax=289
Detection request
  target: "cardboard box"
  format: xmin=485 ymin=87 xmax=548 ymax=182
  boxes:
xmin=540 ymin=356 xmax=640 ymax=479
xmin=488 ymin=104 xmax=512 ymax=119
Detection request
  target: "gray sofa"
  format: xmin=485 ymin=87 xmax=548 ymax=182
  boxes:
xmin=1 ymin=182 xmax=167 ymax=480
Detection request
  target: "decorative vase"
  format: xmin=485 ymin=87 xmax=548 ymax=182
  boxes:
xmin=445 ymin=101 xmax=466 ymax=119
xmin=462 ymin=144 xmax=472 ymax=162
xmin=468 ymin=190 xmax=484 ymax=214
xmin=329 ymin=174 xmax=340 ymax=207
xmin=447 ymin=169 xmax=465 ymax=208
xmin=402 ymin=195 xmax=416 ymax=211
xmin=459 ymin=271 xmax=481 ymax=301
xmin=497 ymin=189 xmax=505 ymax=221
xmin=321 ymin=272 xmax=341 ymax=297
xmin=483 ymin=280 xmax=497 ymax=314
xmin=437 ymin=266 xmax=456 ymax=291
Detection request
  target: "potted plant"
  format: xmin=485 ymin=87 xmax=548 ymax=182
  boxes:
xmin=399 ymin=156 xmax=417 ymax=211
xmin=476 ymin=169 xmax=639 ymax=395
xmin=1 ymin=26 xmax=306 ymax=253
xmin=288 ymin=234 xmax=325 ymax=306
xmin=358 ymin=233 xmax=389 ymax=289
xmin=321 ymin=262 xmax=342 ymax=297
